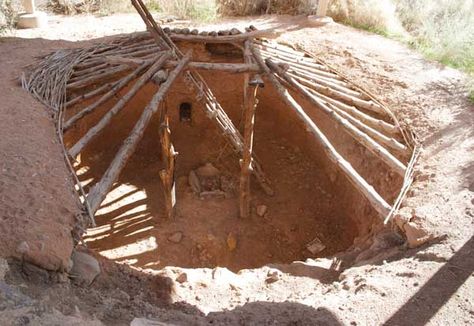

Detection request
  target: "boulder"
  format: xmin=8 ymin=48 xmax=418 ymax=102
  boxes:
xmin=70 ymin=251 xmax=100 ymax=285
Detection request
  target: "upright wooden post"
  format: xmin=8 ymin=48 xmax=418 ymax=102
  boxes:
xmin=159 ymin=108 xmax=177 ymax=219
xmin=239 ymin=40 xmax=259 ymax=218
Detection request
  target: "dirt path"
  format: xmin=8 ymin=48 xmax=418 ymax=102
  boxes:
xmin=0 ymin=13 xmax=473 ymax=326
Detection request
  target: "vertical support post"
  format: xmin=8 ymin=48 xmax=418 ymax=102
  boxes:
xmin=239 ymin=40 xmax=259 ymax=218
xmin=159 ymin=107 xmax=177 ymax=219
xmin=316 ymin=0 xmax=329 ymax=17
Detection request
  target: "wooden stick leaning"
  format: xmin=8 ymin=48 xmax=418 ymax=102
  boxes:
xmin=87 ymin=51 xmax=192 ymax=214
xmin=268 ymin=59 xmax=407 ymax=176
xmin=68 ymin=52 xmax=172 ymax=157
xmin=63 ymin=58 xmax=155 ymax=131
xmin=250 ymin=46 xmax=392 ymax=218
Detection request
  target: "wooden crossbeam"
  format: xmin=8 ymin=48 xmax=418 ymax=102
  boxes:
xmin=86 ymin=52 xmax=192 ymax=213
xmin=250 ymin=45 xmax=392 ymax=218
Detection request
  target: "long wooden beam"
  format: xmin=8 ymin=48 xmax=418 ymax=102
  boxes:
xmin=68 ymin=52 xmax=172 ymax=158
xmin=164 ymin=61 xmax=261 ymax=73
xmin=169 ymin=28 xmax=280 ymax=43
xmin=102 ymin=56 xmax=261 ymax=73
xmin=250 ymin=45 xmax=392 ymax=218
xmin=87 ymin=52 xmax=192 ymax=213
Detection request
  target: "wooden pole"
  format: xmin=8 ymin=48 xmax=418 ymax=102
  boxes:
xmin=68 ymin=52 xmax=172 ymax=158
xmin=239 ymin=40 xmax=259 ymax=218
xmin=86 ymin=51 xmax=192 ymax=214
xmin=250 ymin=45 xmax=392 ymax=218
xmin=159 ymin=111 xmax=177 ymax=219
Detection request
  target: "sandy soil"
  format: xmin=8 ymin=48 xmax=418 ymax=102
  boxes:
xmin=0 ymin=13 xmax=473 ymax=326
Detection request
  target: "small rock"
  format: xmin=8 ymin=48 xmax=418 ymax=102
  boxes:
xmin=306 ymin=237 xmax=326 ymax=255
xmin=16 ymin=241 xmax=30 ymax=255
xmin=70 ymin=251 xmax=100 ymax=286
xmin=230 ymin=28 xmax=241 ymax=35
xmin=176 ymin=272 xmax=187 ymax=283
xmin=227 ymin=232 xmax=237 ymax=251
xmin=265 ymin=271 xmax=280 ymax=284
xmin=168 ymin=232 xmax=183 ymax=243
xmin=256 ymin=205 xmax=268 ymax=217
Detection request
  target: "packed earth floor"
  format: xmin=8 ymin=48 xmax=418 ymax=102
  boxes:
xmin=0 ymin=13 xmax=473 ymax=326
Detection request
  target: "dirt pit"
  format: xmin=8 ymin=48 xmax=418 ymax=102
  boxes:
xmin=64 ymin=41 xmax=403 ymax=272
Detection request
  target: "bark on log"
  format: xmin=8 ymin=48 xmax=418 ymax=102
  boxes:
xmin=268 ymin=59 xmax=407 ymax=176
xmin=68 ymin=52 xmax=172 ymax=157
xmin=87 ymin=52 xmax=192 ymax=214
xmin=251 ymin=45 xmax=392 ymax=218
xmin=63 ymin=58 xmax=155 ymax=131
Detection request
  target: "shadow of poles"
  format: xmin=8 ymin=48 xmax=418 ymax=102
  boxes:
xmin=384 ymin=236 xmax=474 ymax=326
